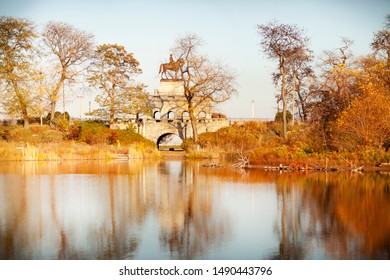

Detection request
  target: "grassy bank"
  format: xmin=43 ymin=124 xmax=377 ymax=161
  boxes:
xmin=185 ymin=121 xmax=390 ymax=169
xmin=0 ymin=122 xmax=160 ymax=161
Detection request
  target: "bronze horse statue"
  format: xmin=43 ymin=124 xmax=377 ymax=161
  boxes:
xmin=159 ymin=58 xmax=184 ymax=79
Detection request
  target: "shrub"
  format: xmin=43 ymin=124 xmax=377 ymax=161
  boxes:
xmin=275 ymin=110 xmax=292 ymax=123
xmin=78 ymin=121 xmax=110 ymax=144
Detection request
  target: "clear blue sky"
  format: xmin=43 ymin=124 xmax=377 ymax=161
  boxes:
xmin=1 ymin=0 xmax=389 ymax=118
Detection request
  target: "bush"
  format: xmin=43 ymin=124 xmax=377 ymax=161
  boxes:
xmin=78 ymin=121 xmax=110 ymax=144
xmin=0 ymin=125 xmax=65 ymax=143
xmin=198 ymin=121 xmax=269 ymax=152
xmin=275 ymin=110 xmax=292 ymax=123
xmin=77 ymin=121 xmax=156 ymax=147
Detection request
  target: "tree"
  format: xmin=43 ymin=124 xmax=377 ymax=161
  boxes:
xmin=0 ymin=16 xmax=37 ymax=128
xmin=372 ymin=14 xmax=390 ymax=88
xmin=294 ymin=65 xmax=316 ymax=121
xmin=310 ymin=38 xmax=358 ymax=149
xmin=273 ymin=46 xmax=314 ymax=123
xmin=334 ymin=56 xmax=390 ymax=149
xmin=287 ymin=47 xmax=314 ymax=123
xmin=172 ymin=34 xmax=237 ymax=142
xmin=258 ymin=21 xmax=308 ymax=138
xmin=42 ymin=21 xmax=94 ymax=123
xmin=87 ymin=44 xmax=147 ymax=126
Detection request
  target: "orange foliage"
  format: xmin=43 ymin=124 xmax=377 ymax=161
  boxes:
xmin=335 ymin=58 xmax=390 ymax=149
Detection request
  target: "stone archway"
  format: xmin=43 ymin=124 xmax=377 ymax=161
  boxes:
xmin=154 ymin=111 xmax=161 ymax=121
xmin=157 ymin=133 xmax=183 ymax=151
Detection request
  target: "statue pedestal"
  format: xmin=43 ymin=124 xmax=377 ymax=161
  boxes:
xmin=158 ymin=79 xmax=184 ymax=96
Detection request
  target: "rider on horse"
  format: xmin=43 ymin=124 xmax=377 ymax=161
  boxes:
xmin=159 ymin=54 xmax=184 ymax=80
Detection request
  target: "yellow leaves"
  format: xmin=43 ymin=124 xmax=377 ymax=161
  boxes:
xmin=335 ymin=89 xmax=390 ymax=148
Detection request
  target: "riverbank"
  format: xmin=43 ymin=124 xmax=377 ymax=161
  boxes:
xmin=184 ymin=121 xmax=390 ymax=170
xmin=0 ymin=141 xmax=161 ymax=161
xmin=0 ymin=123 xmax=160 ymax=161
xmin=2 ymin=122 xmax=390 ymax=170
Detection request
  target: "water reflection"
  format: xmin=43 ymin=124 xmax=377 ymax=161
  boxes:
xmin=0 ymin=161 xmax=228 ymax=259
xmin=0 ymin=161 xmax=389 ymax=259
xmin=267 ymin=172 xmax=390 ymax=259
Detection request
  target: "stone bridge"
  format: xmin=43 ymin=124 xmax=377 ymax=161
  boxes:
xmin=138 ymin=117 xmax=229 ymax=145
xmin=111 ymin=80 xmax=230 ymax=146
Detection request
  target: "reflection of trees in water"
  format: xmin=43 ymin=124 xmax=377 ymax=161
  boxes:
xmin=0 ymin=162 xmax=147 ymax=259
xmin=271 ymin=184 xmax=306 ymax=259
xmin=0 ymin=161 xmax=227 ymax=259
xmin=157 ymin=161 xmax=226 ymax=259
xmin=270 ymin=172 xmax=390 ymax=259
xmin=2 ymin=161 xmax=389 ymax=260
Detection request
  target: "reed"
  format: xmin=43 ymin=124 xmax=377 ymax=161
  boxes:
xmin=0 ymin=141 xmax=160 ymax=161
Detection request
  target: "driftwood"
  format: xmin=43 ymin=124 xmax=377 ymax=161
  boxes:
xmin=243 ymin=164 xmax=365 ymax=172
xmin=202 ymin=162 xmax=223 ymax=168
xmin=232 ymin=153 xmax=249 ymax=169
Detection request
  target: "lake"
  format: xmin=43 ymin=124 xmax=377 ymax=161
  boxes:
xmin=0 ymin=160 xmax=389 ymax=260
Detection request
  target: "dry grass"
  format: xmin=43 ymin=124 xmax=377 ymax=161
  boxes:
xmin=192 ymin=121 xmax=390 ymax=168
xmin=0 ymin=141 xmax=160 ymax=161
xmin=0 ymin=123 xmax=161 ymax=161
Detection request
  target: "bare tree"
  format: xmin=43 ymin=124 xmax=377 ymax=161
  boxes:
xmin=316 ymin=38 xmax=356 ymax=121
xmin=0 ymin=16 xmax=37 ymax=128
xmin=42 ymin=21 xmax=94 ymax=123
xmin=172 ymin=34 xmax=237 ymax=142
xmin=258 ymin=21 xmax=308 ymax=138
xmin=294 ymin=67 xmax=316 ymax=121
xmin=287 ymin=47 xmax=313 ymax=123
xmin=372 ymin=14 xmax=390 ymax=88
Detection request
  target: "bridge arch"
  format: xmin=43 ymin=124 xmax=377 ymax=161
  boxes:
xmin=157 ymin=132 xmax=183 ymax=151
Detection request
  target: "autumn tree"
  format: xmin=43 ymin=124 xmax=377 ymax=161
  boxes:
xmin=334 ymin=55 xmax=390 ymax=149
xmin=287 ymin=47 xmax=314 ymax=123
xmin=0 ymin=16 xmax=37 ymax=128
xmin=172 ymin=34 xmax=237 ymax=142
xmin=372 ymin=14 xmax=390 ymax=88
xmin=310 ymin=38 xmax=358 ymax=148
xmin=87 ymin=44 xmax=147 ymax=126
xmin=42 ymin=21 xmax=94 ymax=123
xmin=273 ymin=46 xmax=314 ymax=123
xmin=258 ymin=21 xmax=308 ymax=138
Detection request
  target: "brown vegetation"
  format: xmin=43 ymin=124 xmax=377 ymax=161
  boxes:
xmin=187 ymin=121 xmax=390 ymax=169
xmin=0 ymin=122 xmax=160 ymax=161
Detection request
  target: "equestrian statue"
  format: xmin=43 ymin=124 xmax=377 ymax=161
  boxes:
xmin=159 ymin=54 xmax=184 ymax=80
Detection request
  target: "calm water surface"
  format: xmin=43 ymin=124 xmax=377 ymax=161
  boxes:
xmin=0 ymin=160 xmax=389 ymax=260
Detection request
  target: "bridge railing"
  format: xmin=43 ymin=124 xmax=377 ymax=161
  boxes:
xmin=228 ymin=118 xmax=274 ymax=123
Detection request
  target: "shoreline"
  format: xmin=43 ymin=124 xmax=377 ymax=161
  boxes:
xmin=0 ymin=152 xmax=390 ymax=173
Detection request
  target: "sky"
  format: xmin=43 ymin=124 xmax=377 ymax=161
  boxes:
xmin=1 ymin=0 xmax=389 ymax=119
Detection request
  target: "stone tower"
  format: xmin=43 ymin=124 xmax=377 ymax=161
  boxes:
xmin=150 ymin=79 xmax=212 ymax=121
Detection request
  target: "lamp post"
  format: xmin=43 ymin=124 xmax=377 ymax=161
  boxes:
xmin=39 ymin=72 xmax=43 ymax=126
xmin=78 ymin=95 xmax=83 ymax=120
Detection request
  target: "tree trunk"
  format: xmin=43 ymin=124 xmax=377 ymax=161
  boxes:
xmin=50 ymin=74 xmax=66 ymax=124
xmin=280 ymin=58 xmax=288 ymax=139
xmin=291 ymin=70 xmax=297 ymax=126
xmin=18 ymin=94 xmax=30 ymax=129
xmin=188 ymin=102 xmax=198 ymax=142
xmin=296 ymin=80 xmax=307 ymax=121
xmin=10 ymin=73 xmax=29 ymax=128
xmin=109 ymin=102 xmax=115 ymax=127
